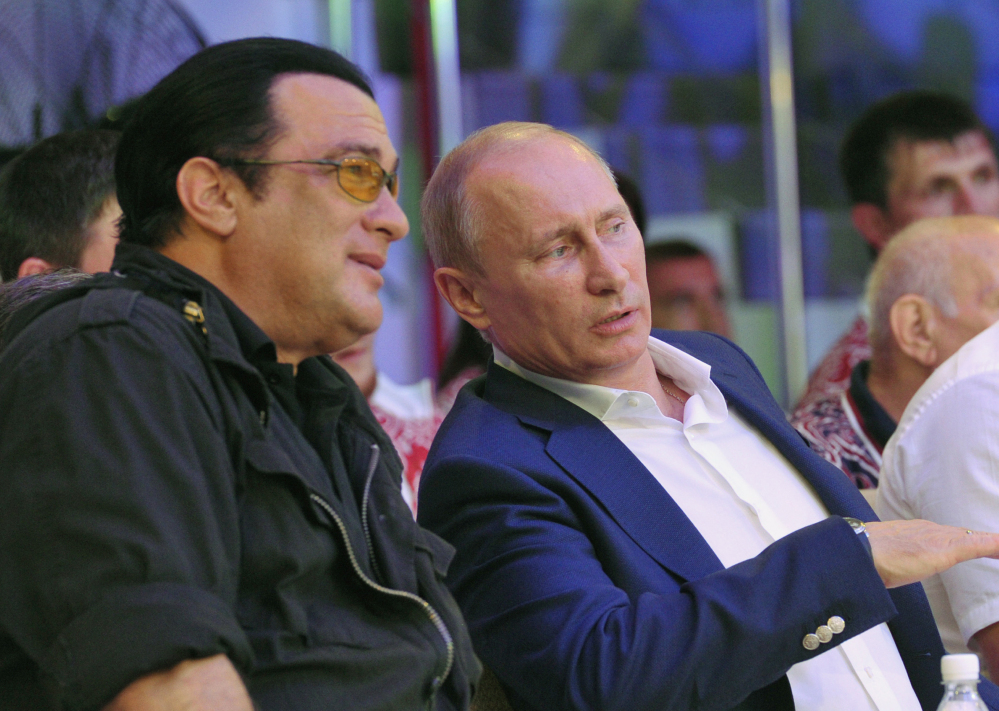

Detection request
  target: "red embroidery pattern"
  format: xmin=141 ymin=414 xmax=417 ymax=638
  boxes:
xmin=790 ymin=391 xmax=879 ymax=489
xmin=371 ymin=405 xmax=444 ymax=518
xmin=794 ymin=317 xmax=871 ymax=415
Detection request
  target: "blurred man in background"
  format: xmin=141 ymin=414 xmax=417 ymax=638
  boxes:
xmin=796 ymin=91 xmax=999 ymax=414
xmin=645 ymin=239 xmax=731 ymax=337
xmin=793 ymin=215 xmax=999 ymax=492
xmin=878 ymin=219 xmax=999 ymax=679
xmin=0 ymin=129 xmax=120 ymax=281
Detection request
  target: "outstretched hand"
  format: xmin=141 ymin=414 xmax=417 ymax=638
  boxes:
xmin=867 ymin=519 xmax=999 ymax=588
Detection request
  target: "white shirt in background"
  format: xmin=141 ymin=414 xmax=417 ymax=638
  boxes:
xmin=878 ymin=319 xmax=999 ymax=661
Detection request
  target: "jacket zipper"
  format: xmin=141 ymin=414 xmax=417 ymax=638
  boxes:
xmin=309 ymin=488 xmax=455 ymax=706
xmin=360 ymin=444 xmax=385 ymax=583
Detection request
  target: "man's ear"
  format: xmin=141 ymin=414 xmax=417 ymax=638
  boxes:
xmin=434 ymin=267 xmax=491 ymax=331
xmin=17 ymin=257 xmax=56 ymax=278
xmin=175 ymin=157 xmax=239 ymax=237
xmin=851 ymin=203 xmax=894 ymax=253
xmin=889 ymin=294 xmax=939 ymax=367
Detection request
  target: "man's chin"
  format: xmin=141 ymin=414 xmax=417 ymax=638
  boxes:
xmin=314 ymin=310 xmax=377 ymax=355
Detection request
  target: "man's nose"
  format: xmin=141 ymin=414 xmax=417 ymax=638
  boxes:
xmin=586 ymin=242 xmax=630 ymax=295
xmin=952 ymin=183 xmax=975 ymax=214
xmin=362 ymin=188 xmax=410 ymax=243
xmin=953 ymin=179 xmax=996 ymax=216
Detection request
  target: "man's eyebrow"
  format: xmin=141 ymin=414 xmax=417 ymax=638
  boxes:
xmin=325 ymin=142 xmax=400 ymax=172
xmin=600 ymin=205 xmax=631 ymax=222
xmin=535 ymin=205 xmax=632 ymax=244
xmin=537 ymin=224 xmax=575 ymax=245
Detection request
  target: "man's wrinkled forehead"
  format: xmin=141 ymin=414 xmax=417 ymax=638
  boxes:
xmin=469 ymin=138 xmax=615 ymax=247
xmin=469 ymin=135 xmax=612 ymax=207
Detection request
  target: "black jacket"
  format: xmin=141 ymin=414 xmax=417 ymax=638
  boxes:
xmin=0 ymin=244 xmax=479 ymax=711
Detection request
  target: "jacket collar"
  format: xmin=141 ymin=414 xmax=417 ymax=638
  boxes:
xmin=483 ymin=359 xmax=725 ymax=582
xmin=113 ymin=243 xmax=274 ymax=372
xmin=481 ymin=329 xmax=876 ymax=583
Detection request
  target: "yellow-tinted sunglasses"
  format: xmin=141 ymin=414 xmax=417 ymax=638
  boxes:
xmin=225 ymin=155 xmax=398 ymax=203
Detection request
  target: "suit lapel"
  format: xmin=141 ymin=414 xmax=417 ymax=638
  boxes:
xmin=485 ymin=364 xmax=724 ymax=583
xmin=545 ymin=425 xmax=726 ymax=582
xmin=482 ymin=328 xmax=881 ymax=586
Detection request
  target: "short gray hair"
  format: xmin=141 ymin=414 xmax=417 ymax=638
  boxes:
xmin=866 ymin=215 xmax=999 ymax=354
xmin=421 ymin=121 xmax=614 ymax=275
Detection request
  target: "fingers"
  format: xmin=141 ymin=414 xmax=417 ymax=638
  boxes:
xmin=865 ymin=519 xmax=999 ymax=589
xmin=967 ymin=529 xmax=999 ymax=561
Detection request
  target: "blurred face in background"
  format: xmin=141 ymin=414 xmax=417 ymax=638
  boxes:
xmin=77 ymin=196 xmax=122 ymax=273
xmin=646 ymin=254 xmax=731 ymax=338
xmin=882 ymin=131 xmax=999 ymax=241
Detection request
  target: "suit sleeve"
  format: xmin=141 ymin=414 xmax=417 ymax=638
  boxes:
xmin=0 ymin=304 xmax=252 ymax=711
xmin=419 ymin=451 xmax=896 ymax=711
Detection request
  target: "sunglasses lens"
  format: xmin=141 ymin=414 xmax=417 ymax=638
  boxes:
xmin=336 ymin=158 xmax=377 ymax=201
xmin=338 ymin=157 xmax=398 ymax=201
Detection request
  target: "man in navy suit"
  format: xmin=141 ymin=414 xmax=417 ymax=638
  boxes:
xmin=418 ymin=121 xmax=999 ymax=711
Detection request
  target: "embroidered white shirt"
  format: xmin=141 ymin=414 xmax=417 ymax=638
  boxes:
xmin=494 ymin=336 xmax=919 ymax=711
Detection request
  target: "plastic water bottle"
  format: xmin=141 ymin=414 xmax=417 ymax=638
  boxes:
xmin=937 ymin=654 xmax=988 ymax=710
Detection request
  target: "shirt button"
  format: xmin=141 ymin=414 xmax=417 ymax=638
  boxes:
xmin=267 ymin=374 xmax=280 ymax=385
xmin=627 ymin=397 xmax=639 ymax=407
xmin=816 ymin=625 xmax=833 ymax=644
xmin=802 ymin=633 xmax=820 ymax=651
xmin=828 ymin=616 xmax=845 ymax=634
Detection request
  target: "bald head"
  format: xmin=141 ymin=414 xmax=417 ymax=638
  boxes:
xmin=421 ymin=121 xmax=614 ymax=276
xmin=867 ymin=215 xmax=999 ymax=360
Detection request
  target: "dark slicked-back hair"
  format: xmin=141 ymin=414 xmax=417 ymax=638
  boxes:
xmin=645 ymin=239 xmax=709 ymax=265
xmin=0 ymin=129 xmax=119 ymax=281
xmin=116 ymin=37 xmax=372 ymax=248
xmin=840 ymin=91 xmax=994 ymax=209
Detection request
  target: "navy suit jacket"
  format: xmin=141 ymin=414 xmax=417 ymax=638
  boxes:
xmin=419 ymin=330 xmax=999 ymax=711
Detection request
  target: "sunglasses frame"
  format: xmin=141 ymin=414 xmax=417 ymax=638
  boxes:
xmin=222 ymin=156 xmax=398 ymax=203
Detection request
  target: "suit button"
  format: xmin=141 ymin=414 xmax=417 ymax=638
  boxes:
xmin=828 ymin=616 xmax=845 ymax=634
xmin=816 ymin=625 xmax=834 ymax=643
xmin=803 ymin=633 xmax=821 ymax=651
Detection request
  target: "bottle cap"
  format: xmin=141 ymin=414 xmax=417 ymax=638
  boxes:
xmin=941 ymin=654 xmax=980 ymax=681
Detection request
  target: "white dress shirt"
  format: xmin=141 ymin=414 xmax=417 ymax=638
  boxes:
xmin=878 ymin=319 xmax=999 ymax=659
xmin=495 ymin=336 xmax=919 ymax=711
